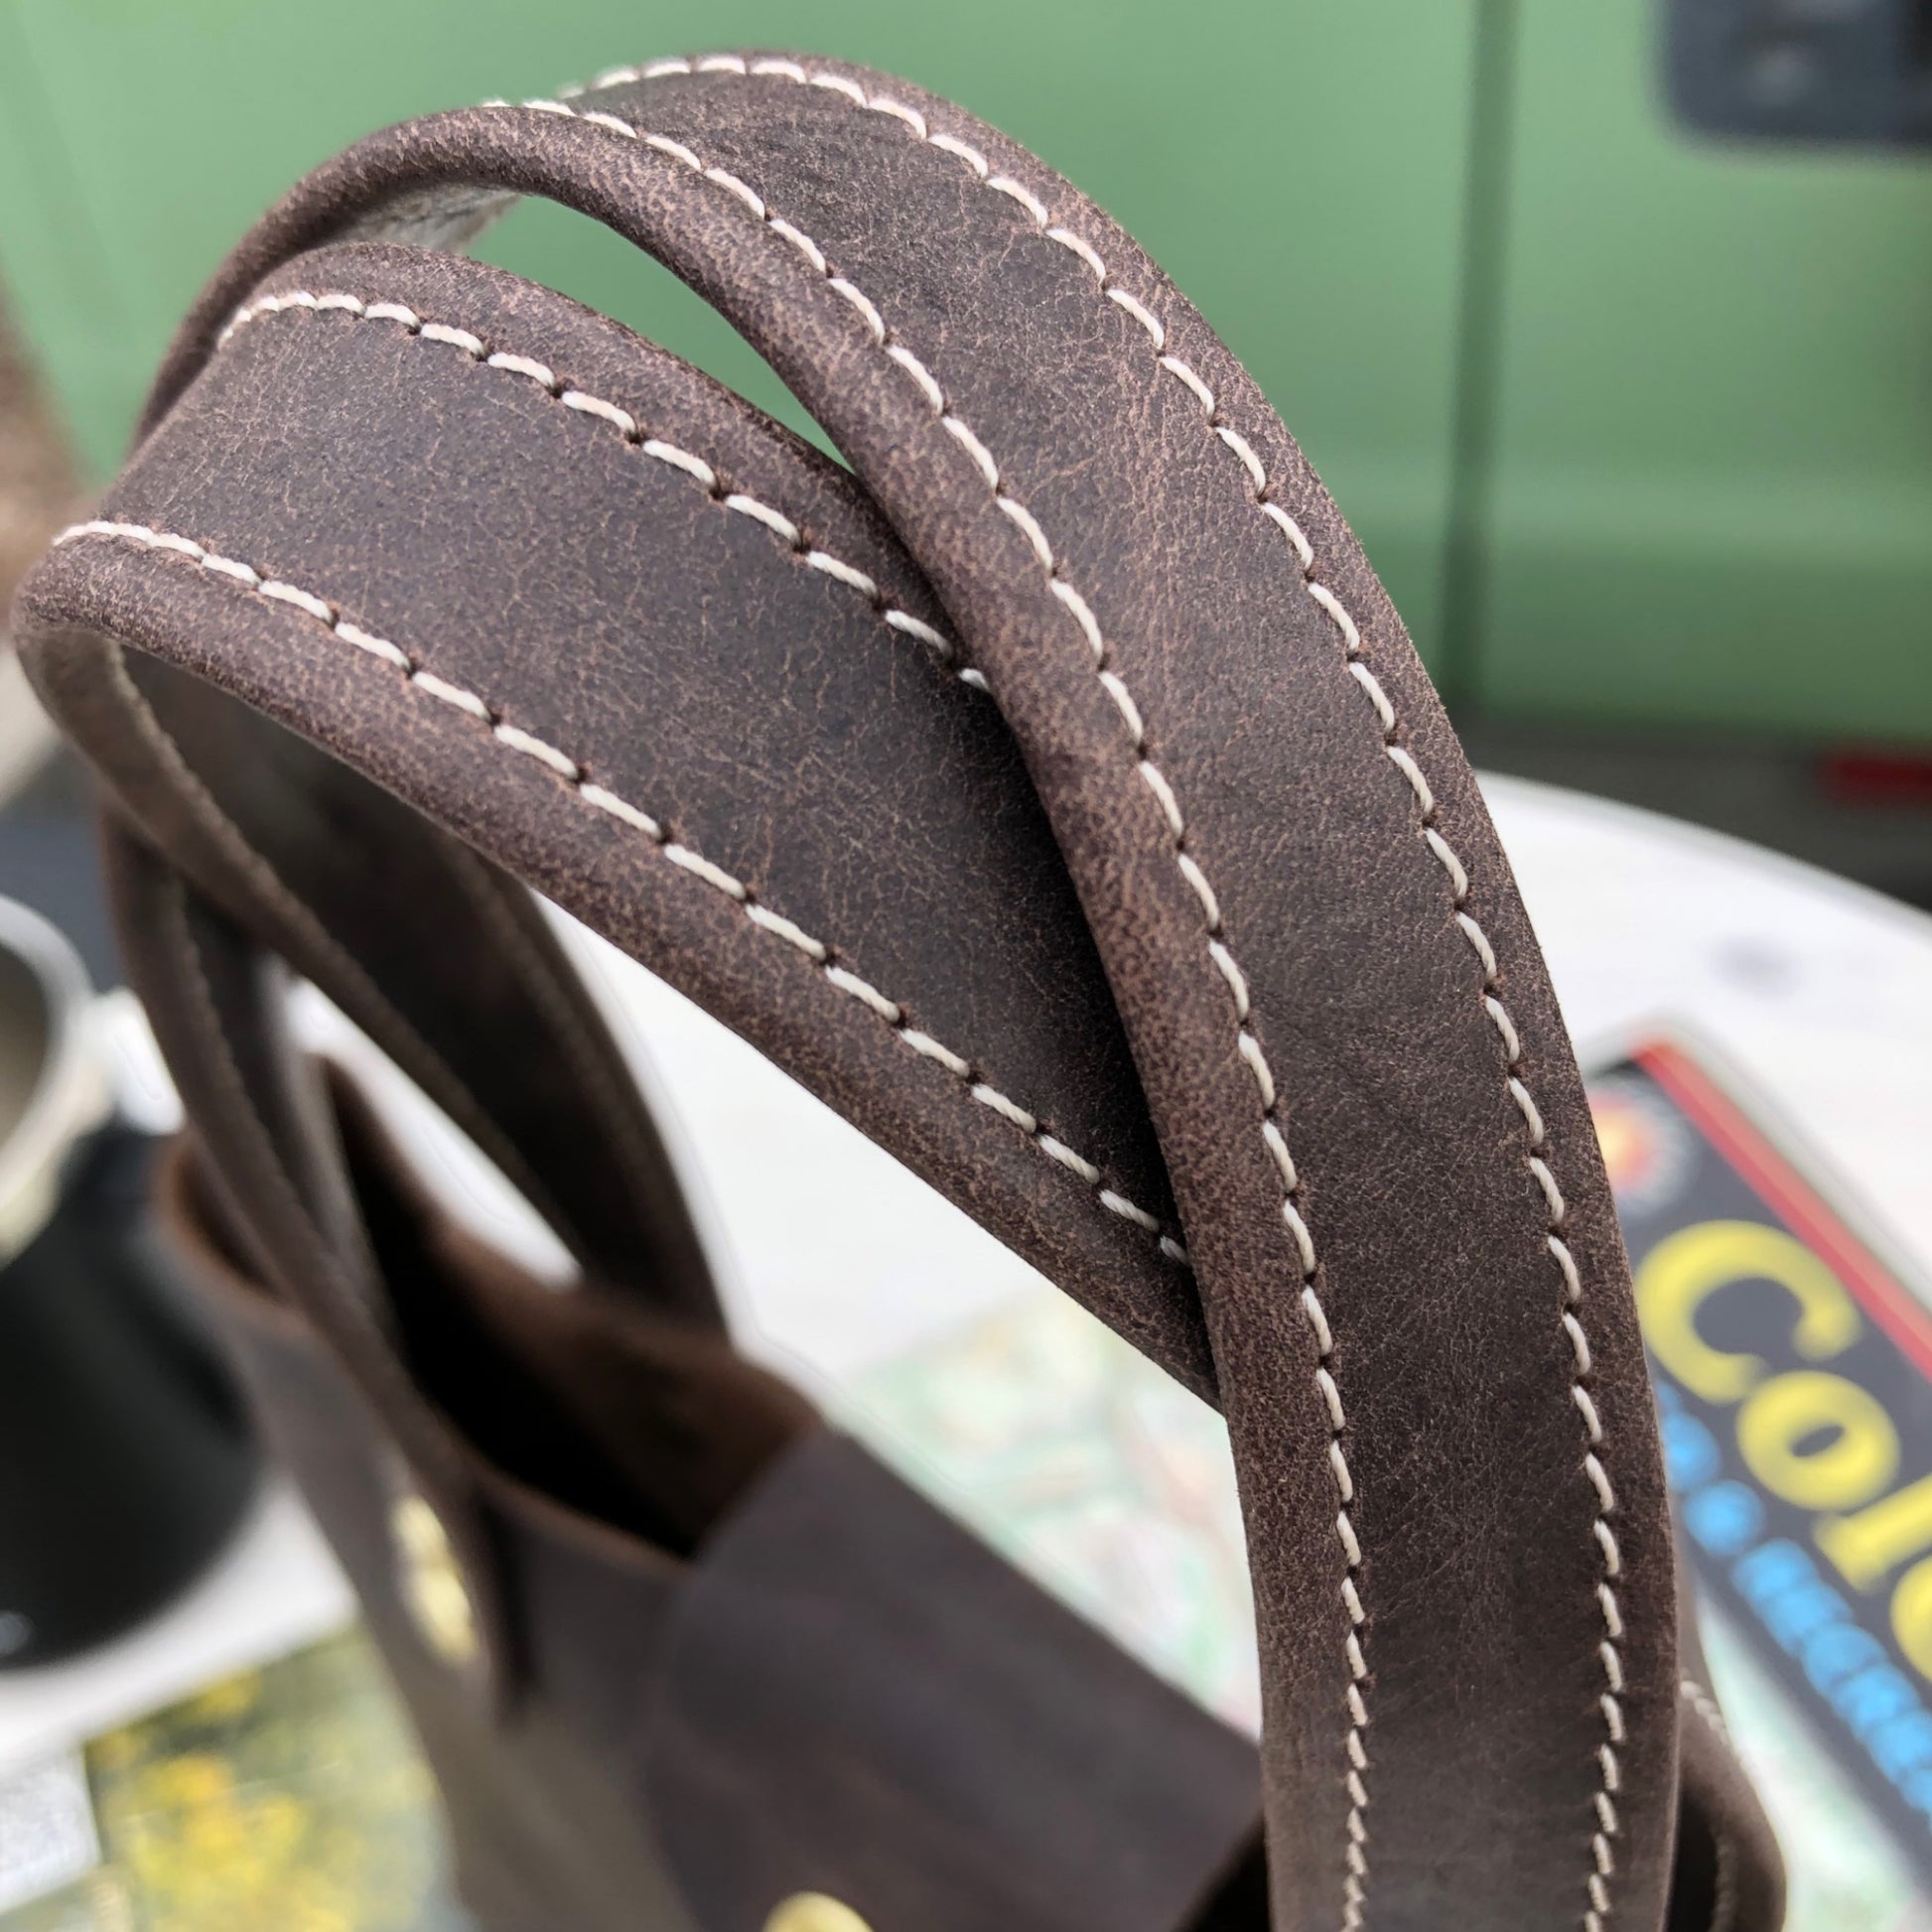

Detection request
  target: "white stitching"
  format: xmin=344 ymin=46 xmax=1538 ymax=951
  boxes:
xmin=484 ymin=350 xmax=558 ymax=387
xmin=550 ymin=60 xmax=1632 ymax=1928
xmin=886 ymin=342 xmax=945 ymax=411
xmin=995 ymin=493 xmax=1054 ymax=567
xmin=985 ymin=174 xmax=1050 ymax=225
xmin=809 ymin=69 xmax=868 ymax=103
xmin=884 ymin=608 xmax=948 ymax=652
xmin=1049 ymin=225 xmax=1107 ymax=281
xmin=1596 ymin=1582 xmax=1623 ymax=1640
xmin=900 ymin=1028 xmax=968 ymax=1076
xmin=724 ymin=491 xmax=800 ymax=545
xmin=701 ymin=165 xmax=765 ymax=216
xmin=1106 ymin=286 xmax=1167 ymax=349
xmin=943 ymin=415 xmax=1002 ymax=489
xmin=419 ymin=320 xmax=485 ymax=355
xmin=1050 ymin=581 xmax=1106 ymax=662
xmin=337 ymin=620 xmax=411 ymax=671
xmin=259 ymin=580 xmax=334 ymax=622
xmin=828 ymin=276 xmax=886 ymax=343
xmin=561 ymin=388 xmax=637 ymax=436
xmin=504 ymin=88 xmax=1375 ymax=1922
xmin=411 ymin=670 xmax=489 ymax=719
xmin=1216 ymin=425 xmax=1267 ymax=491
xmin=1708 ymin=1835 xmax=1735 ymax=1932
xmin=1671 ymin=1685 xmax=1744 ymax=1932
xmin=53 ymin=518 xmax=1187 ymax=1270
xmin=929 ymin=130 xmax=991 ymax=177
xmin=1574 ymin=1384 xmax=1604 ymax=1443
xmin=214 ymin=290 xmax=976 ymax=685
xmin=1160 ymin=352 xmax=1216 ymax=414
xmin=493 ymin=721 xmax=580 ymax=778
xmin=1679 ymin=1677 xmax=1730 ymax=1747
xmin=869 ymin=94 xmax=928 ymax=138
xmin=642 ymin=131 xmax=704 ymax=173
xmin=639 ymin=437 xmax=716 ymax=488
xmin=767 ymin=215 xmax=827 ymax=273
xmin=661 ymin=841 xmax=748 ymax=899
xmin=101 ymin=645 xmax=645 ymax=1283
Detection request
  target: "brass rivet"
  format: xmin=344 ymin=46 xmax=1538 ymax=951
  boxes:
xmin=390 ymin=1494 xmax=479 ymax=1667
xmin=763 ymin=1894 xmax=874 ymax=1932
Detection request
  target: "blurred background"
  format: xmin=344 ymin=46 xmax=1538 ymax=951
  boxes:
xmin=0 ymin=3 xmax=1928 ymax=1928
xmin=2 ymin=0 xmax=1930 ymax=904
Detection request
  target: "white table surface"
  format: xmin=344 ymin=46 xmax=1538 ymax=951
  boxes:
xmin=3 ymin=772 xmax=1929 ymax=1773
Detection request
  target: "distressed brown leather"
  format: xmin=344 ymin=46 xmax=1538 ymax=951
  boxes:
xmin=12 ymin=51 xmax=1783 ymax=1932
xmin=137 ymin=985 xmax=1261 ymax=1932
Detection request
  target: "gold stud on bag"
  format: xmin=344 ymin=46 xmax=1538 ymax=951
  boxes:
xmin=390 ymin=1493 xmax=480 ymax=1669
xmin=12 ymin=51 xmax=1786 ymax=1932
xmin=764 ymin=1894 xmax=876 ymax=1932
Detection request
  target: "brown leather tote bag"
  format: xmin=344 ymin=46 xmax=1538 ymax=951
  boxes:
xmin=13 ymin=54 xmax=1784 ymax=1932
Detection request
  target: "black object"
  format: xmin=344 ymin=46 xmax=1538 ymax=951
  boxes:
xmin=0 ymin=888 xmax=254 ymax=1668
xmin=1666 ymin=0 xmax=1932 ymax=146
xmin=0 ymin=1123 xmax=256 ymax=1665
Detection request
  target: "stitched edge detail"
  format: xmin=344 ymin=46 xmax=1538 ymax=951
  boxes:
xmin=152 ymin=865 xmax=501 ymax=1656
xmin=53 ymin=518 xmax=1187 ymax=1270
xmin=96 ymin=640 xmax=618 ymax=1277
xmin=1709 ymin=1831 xmax=1736 ymax=1932
xmin=1678 ymin=1682 xmax=1739 ymax=1932
xmin=499 ymin=82 xmax=1373 ymax=1920
xmin=1679 ymin=1677 xmax=1729 ymax=1746
xmin=213 ymin=290 xmax=980 ymax=691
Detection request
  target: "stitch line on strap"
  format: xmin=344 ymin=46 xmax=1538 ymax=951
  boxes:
xmin=621 ymin=58 xmax=1631 ymax=1924
xmin=506 ymin=87 xmax=1374 ymax=1923
xmin=213 ymin=290 xmax=974 ymax=687
xmin=1675 ymin=1687 xmax=1741 ymax=1932
xmin=52 ymin=518 xmax=1185 ymax=1269
xmin=1679 ymin=1678 xmax=1729 ymax=1746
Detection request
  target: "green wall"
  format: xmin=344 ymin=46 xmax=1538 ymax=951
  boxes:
xmin=0 ymin=0 xmax=1925 ymax=740
xmin=1475 ymin=2 xmax=1932 ymax=741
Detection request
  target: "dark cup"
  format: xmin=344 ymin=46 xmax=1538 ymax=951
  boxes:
xmin=0 ymin=895 xmax=256 ymax=1666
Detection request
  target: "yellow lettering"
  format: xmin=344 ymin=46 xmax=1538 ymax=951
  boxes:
xmin=1894 ymin=1556 xmax=1932 ymax=1683
xmin=1736 ymin=1371 xmax=1897 ymax=1512
xmin=1820 ymin=1471 xmax=1932 ymax=1592
xmin=1636 ymin=1221 xmax=1859 ymax=1403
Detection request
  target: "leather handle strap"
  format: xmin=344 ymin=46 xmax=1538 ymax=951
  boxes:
xmin=38 ymin=234 xmax=1214 ymax=1390
xmin=18 ymin=56 xmax=1703 ymax=1930
xmin=96 ymin=816 xmax=520 ymax=1698
xmin=71 ymin=632 xmax=723 ymax=1319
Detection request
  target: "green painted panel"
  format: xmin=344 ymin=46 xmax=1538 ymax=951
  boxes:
xmin=1477 ymin=0 xmax=1932 ymax=740
xmin=0 ymin=0 xmax=1475 ymax=665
